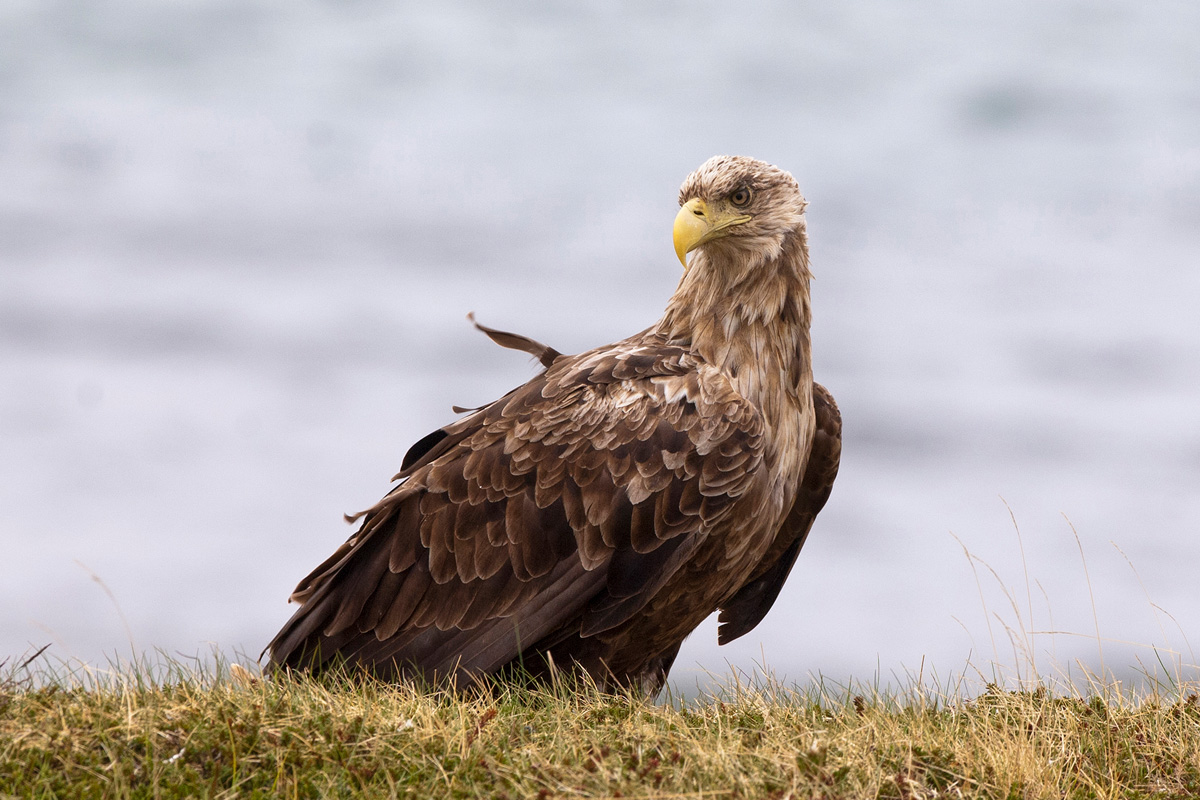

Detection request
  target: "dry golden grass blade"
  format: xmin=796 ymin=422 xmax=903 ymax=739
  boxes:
xmin=2 ymin=656 xmax=1199 ymax=799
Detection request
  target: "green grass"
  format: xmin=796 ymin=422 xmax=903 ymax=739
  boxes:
xmin=7 ymin=515 xmax=1196 ymax=798
xmin=3 ymin=654 xmax=1199 ymax=799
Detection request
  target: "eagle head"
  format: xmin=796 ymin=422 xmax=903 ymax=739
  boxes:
xmin=673 ymin=155 xmax=808 ymax=269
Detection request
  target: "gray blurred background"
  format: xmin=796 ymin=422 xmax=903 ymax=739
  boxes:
xmin=3 ymin=0 xmax=1198 ymax=691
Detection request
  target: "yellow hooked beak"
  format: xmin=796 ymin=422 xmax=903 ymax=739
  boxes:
xmin=672 ymin=198 xmax=752 ymax=267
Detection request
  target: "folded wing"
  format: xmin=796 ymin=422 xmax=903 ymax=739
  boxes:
xmin=266 ymin=342 xmax=766 ymax=683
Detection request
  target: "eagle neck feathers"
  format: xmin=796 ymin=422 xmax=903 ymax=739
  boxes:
xmin=657 ymin=226 xmax=813 ymax=421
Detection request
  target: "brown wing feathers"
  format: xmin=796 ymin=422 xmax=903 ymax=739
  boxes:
xmin=266 ymin=344 xmax=766 ymax=683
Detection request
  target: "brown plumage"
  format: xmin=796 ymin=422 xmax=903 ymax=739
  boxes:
xmin=265 ymin=156 xmax=842 ymax=695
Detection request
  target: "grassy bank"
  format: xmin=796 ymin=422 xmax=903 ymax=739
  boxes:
xmin=2 ymin=658 xmax=1199 ymax=799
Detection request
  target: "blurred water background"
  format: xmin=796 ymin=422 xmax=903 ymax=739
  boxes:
xmin=3 ymin=0 xmax=1199 ymax=692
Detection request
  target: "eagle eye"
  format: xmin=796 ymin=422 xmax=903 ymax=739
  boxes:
xmin=730 ymin=187 xmax=751 ymax=207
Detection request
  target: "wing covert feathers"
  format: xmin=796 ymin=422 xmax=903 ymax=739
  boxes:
xmin=266 ymin=337 xmax=768 ymax=685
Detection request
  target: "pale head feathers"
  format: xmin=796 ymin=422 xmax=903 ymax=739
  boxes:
xmin=677 ymin=155 xmax=808 ymax=272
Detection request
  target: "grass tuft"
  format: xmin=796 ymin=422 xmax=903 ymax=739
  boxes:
xmin=6 ymin=513 xmax=1196 ymax=797
xmin=2 ymin=652 xmax=1199 ymax=799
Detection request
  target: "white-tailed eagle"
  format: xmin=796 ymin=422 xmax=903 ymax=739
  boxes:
xmin=265 ymin=156 xmax=841 ymax=695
